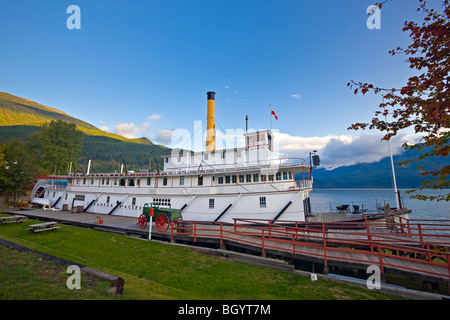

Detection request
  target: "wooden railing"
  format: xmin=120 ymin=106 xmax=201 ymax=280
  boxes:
xmin=171 ymin=214 xmax=450 ymax=279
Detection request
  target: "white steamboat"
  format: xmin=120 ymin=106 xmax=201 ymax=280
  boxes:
xmin=30 ymin=92 xmax=314 ymax=225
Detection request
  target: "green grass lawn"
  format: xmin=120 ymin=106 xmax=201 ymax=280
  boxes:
xmin=0 ymin=213 xmax=403 ymax=300
xmin=0 ymin=245 xmax=112 ymax=299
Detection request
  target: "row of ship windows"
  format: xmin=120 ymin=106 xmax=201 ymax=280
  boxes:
xmin=72 ymin=171 xmax=294 ymax=187
xmin=208 ymin=197 xmax=267 ymax=208
xmin=52 ymin=193 xmax=173 ymax=208
xmin=216 ymin=172 xmax=292 ymax=185
xmin=164 ymin=149 xmax=243 ymax=163
xmin=161 ymin=172 xmax=292 ymax=186
xmin=49 ymin=193 xmax=268 ymax=209
xmin=76 ymin=177 xmax=141 ymax=186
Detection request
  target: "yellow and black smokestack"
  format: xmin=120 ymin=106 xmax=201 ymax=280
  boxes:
xmin=206 ymin=91 xmax=216 ymax=151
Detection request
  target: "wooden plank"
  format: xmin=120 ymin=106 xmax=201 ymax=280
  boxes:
xmin=27 ymin=226 xmax=60 ymax=233
xmin=27 ymin=221 xmax=59 ymax=234
xmin=0 ymin=216 xmax=27 ymax=224
xmin=28 ymin=222 xmax=57 ymax=228
xmin=0 ymin=216 xmax=23 ymax=220
xmin=1 ymin=220 xmax=26 ymax=224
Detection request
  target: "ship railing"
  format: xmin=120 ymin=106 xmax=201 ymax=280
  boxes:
xmin=165 ymin=157 xmax=308 ymax=174
xmin=171 ymin=217 xmax=450 ymax=280
xmin=44 ymin=183 xmax=68 ymax=191
xmin=69 ymin=172 xmax=159 ymax=177
xmin=58 ymin=158 xmax=307 ymax=177
xmin=295 ymin=180 xmax=312 ymax=189
xmin=365 ymin=211 xmax=450 ymax=238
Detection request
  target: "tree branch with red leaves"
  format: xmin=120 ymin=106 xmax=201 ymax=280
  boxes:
xmin=348 ymin=0 xmax=449 ymax=201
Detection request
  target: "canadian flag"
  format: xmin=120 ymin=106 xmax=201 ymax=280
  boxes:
xmin=271 ymin=110 xmax=278 ymax=120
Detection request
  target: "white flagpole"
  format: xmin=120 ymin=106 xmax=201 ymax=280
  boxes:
xmin=269 ymin=104 xmax=273 ymax=131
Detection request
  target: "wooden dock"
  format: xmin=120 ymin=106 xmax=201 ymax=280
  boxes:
xmin=7 ymin=208 xmax=450 ymax=294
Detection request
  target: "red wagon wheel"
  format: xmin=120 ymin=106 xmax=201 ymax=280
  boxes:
xmin=155 ymin=213 xmax=170 ymax=232
xmin=138 ymin=214 xmax=147 ymax=229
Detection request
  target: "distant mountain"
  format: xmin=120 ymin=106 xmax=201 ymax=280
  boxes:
xmin=0 ymin=92 xmax=170 ymax=172
xmin=0 ymin=92 xmax=153 ymax=145
xmin=0 ymin=91 xmax=96 ymax=127
xmin=310 ymin=148 xmax=445 ymax=189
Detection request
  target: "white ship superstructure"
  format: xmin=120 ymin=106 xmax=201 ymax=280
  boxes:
xmin=30 ymin=92 xmax=313 ymax=223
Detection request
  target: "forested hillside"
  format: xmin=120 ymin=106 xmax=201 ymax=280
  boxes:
xmin=0 ymin=92 xmax=97 ymax=129
xmin=0 ymin=93 xmax=169 ymax=174
xmin=80 ymin=135 xmax=169 ymax=173
xmin=0 ymin=92 xmax=156 ymax=145
xmin=0 ymin=125 xmax=168 ymax=173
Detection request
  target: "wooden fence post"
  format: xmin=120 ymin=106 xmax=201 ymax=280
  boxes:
xmin=366 ymin=222 xmax=373 ymax=252
xmin=292 ymin=234 xmax=296 ymax=253
xmin=220 ymin=222 xmax=223 ymax=246
xmin=322 ymin=223 xmax=328 ymax=273
xmin=262 ymin=229 xmax=266 ymax=257
xmin=378 ymin=244 xmax=385 ymax=280
xmin=418 ymin=224 xmax=424 ymax=248
xmin=446 ymin=252 xmax=450 ymax=278
xmin=384 ymin=204 xmax=393 ymax=229
xmin=194 ymin=221 xmax=197 ymax=243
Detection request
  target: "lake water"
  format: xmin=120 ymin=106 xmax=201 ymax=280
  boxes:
xmin=309 ymin=188 xmax=449 ymax=221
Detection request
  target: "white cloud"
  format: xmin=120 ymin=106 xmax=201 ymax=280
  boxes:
xmin=99 ymin=121 xmax=109 ymax=132
xmin=319 ymin=135 xmax=402 ymax=169
xmin=113 ymin=122 xmax=149 ymax=139
xmin=161 ymin=127 xmax=409 ymax=169
xmin=224 ymin=85 xmax=238 ymax=94
xmin=275 ymin=133 xmax=352 ymax=153
xmin=148 ymin=114 xmax=162 ymax=120
xmin=183 ymin=129 xmax=403 ymax=168
xmin=274 ymin=132 xmax=415 ymax=169
xmin=154 ymin=129 xmax=175 ymax=145
xmin=291 ymin=94 xmax=301 ymax=99
xmin=110 ymin=118 xmax=420 ymax=169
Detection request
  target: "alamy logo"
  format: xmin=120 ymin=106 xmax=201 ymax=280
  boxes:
xmin=366 ymin=265 xmax=381 ymax=289
xmin=367 ymin=5 xmax=381 ymax=30
xmin=67 ymin=5 xmax=81 ymax=30
xmin=66 ymin=265 xmax=81 ymax=290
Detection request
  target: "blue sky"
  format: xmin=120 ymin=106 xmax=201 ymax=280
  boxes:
xmin=0 ymin=0 xmax=431 ymax=167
